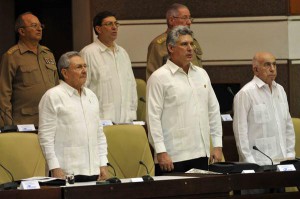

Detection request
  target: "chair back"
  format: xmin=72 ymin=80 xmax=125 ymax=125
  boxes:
xmin=0 ymin=132 xmax=46 ymax=184
xmin=136 ymin=79 xmax=146 ymax=121
xmin=292 ymin=118 xmax=300 ymax=157
xmin=103 ymin=125 xmax=154 ymax=179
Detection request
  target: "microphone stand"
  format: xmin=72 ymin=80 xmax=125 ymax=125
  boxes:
xmin=105 ymin=163 xmax=121 ymax=183
xmin=226 ymin=86 xmax=235 ymax=116
xmin=0 ymin=163 xmax=18 ymax=190
xmin=0 ymin=108 xmax=18 ymax=132
xmin=253 ymin=146 xmax=276 ymax=172
xmin=139 ymin=97 xmax=146 ymax=103
xmin=139 ymin=161 xmax=154 ymax=181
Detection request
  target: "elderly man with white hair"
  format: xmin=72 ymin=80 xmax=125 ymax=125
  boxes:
xmin=38 ymin=51 xmax=108 ymax=182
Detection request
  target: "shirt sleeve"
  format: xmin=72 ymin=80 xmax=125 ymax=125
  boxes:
xmin=282 ymin=89 xmax=296 ymax=158
xmin=97 ymin=121 xmax=108 ymax=167
xmin=38 ymin=92 xmax=60 ymax=170
xmin=233 ymin=91 xmax=256 ymax=163
xmin=0 ymin=53 xmax=14 ymax=125
xmin=146 ymin=75 xmax=167 ymax=153
xmin=126 ymin=52 xmax=138 ymax=121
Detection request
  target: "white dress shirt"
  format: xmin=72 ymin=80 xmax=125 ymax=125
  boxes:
xmin=38 ymin=81 xmax=108 ymax=176
xmin=147 ymin=60 xmax=222 ymax=163
xmin=233 ymin=76 xmax=295 ymax=165
xmin=80 ymin=39 xmax=137 ymax=123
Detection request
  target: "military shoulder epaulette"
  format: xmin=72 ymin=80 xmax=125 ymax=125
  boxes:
xmin=7 ymin=45 xmax=19 ymax=55
xmin=40 ymin=45 xmax=51 ymax=51
xmin=156 ymin=36 xmax=166 ymax=44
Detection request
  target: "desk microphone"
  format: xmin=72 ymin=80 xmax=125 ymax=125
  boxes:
xmin=0 ymin=163 xmax=18 ymax=190
xmin=139 ymin=161 xmax=154 ymax=181
xmin=0 ymin=108 xmax=18 ymax=132
xmin=139 ymin=97 xmax=146 ymax=103
xmin=227 ymin=86 xmax=235 ymax=97
xmin=252 ymin=146 xmax=273 ymax=165
xmin=106 ymin=163 xmax=121 ymax=183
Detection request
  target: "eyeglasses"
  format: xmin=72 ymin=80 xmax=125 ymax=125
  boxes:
xmin=102 ymin=21 xmax=120 ymax=27
xmin=173 ymin=16 xmax=194 ymax=22
xmin=21 ymin=23 xmax=45 ymax=30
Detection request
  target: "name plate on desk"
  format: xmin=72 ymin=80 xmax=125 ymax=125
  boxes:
xmin=17 ymin=124 xmax=36 ymax=132
xmin=20 ymin=180 xmax=40 ymax=190
xmin=221 ymin=114 xmax=233 ymax=121
xmin=101 ymin=120 xmax=113 ymax=126
xmin=277 ymin=164 xmax=296 ymax=171
xmin=130 ymin=177 xmax=144 ymax=182
xmin=241 ymin=170 xmax=255 ymax=173
xmin=132 ymin=121 xmax=145 ymax=125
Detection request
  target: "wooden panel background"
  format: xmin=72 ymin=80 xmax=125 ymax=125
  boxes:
xmin=90 ymin=0 xmax=289 ymax=19
xmin=290 ymin=0 xmax=300 ymax=15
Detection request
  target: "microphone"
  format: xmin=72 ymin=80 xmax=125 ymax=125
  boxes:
xmin=0 ymin=163 xmax=18 ymax=190
xmin=253 ymin=146 xmax=276 ymax=171
xmin=227 ymin=86 xmax=235 ymax=97
xmin=139 ymin=161 xmax=154 ymax=181
xmin=106 ymin=163 xmax=121 ymax=183
xmin=0 ymin=108 xmax=18 ymax=132
xmin=252 ymin=146 xmax=273 ymax=165
xmin=139 ymin=97 xmax=146 ymax=103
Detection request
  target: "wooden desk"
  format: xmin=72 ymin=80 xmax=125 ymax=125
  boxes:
xmin=63 ymin=176 xmax=230 ymax=199
xmin=0 ymin=187 xmax=61 ymax=199
xmin=228 ymin=171 xmax=300 ymax=198
xmin=1 ymin=171 xmax=300 ymax=199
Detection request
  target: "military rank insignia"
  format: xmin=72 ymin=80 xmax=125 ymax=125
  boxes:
xmin=44 ymin=57 xmax=55 ymax=65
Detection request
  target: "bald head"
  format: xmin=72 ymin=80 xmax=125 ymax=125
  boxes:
xmin=252 ymin=52 xmax=275 ymax=67
xmin=252 ymin=52 xmax=277 ymax=87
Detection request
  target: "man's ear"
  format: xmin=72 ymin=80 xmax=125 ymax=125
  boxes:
xmin=168 ymin=17 xmax=174 ymax=26
xmin=253 ymin=66 xmax=258 ymax=73
xmin=95 ymin=26 xmax=102 ymax=34
xmin=167 ymin=44 xmax=174 ymax=53
xmin=18 ymin=28 xmax=25 ymax=36
xmin=61 ymin=69 xmax=68 ymax=80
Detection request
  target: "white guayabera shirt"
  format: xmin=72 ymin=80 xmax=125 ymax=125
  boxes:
xmin=38 ymin=81 xmax=108 ymax=175
xmin=233 ymin=76 xmax=295 ymax=165
xmin=147 ymin=60 xmax=222 ymax=163
xmin=80 ymin=39 xmax=137 ymax=123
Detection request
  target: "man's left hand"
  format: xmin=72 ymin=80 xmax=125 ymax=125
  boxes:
xmin=210 ymin=147 xmax=223 ymax=164
xmin=98 ymin=166 xmax=109 ymax=181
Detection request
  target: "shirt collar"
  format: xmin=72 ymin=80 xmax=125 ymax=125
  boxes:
xmin=18 ymin=40 xmax=45 ymax=54
xmin=166 ymin=59 xmax=196 ymax=75
xmin=95 ymin=38 xmax=118 ymax=52
xmin=253 ymin=75 xmax=277 ymax=89
xmin=60 ymin=81 xmax=87 ymax=97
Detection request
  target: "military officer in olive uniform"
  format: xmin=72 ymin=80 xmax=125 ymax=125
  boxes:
xmin=0 ymin=12 xmax=59 ymax=127
xmin=146 ymin=3 xmax=203 ymax=80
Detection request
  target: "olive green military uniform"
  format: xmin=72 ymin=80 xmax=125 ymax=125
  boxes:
xmin=146 ymin=32 xmax=203 ymax=80
xmin=0 ymin=41 xmax=59 ymax=127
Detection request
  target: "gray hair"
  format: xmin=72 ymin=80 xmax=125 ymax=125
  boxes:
xmin=166 ymin=3 xmax=188 ymax=19
xmin=166 ymin=26 xmax=193 ymax=53
xmin=15 ymin=12 xmax=33 ymax=33
xmin=166 ymin=3 xmax=188 ymax=27
xmin=57 ymin=51 xmax=81 ymax=80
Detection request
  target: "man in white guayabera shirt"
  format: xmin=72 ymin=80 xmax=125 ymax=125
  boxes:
xmin=233 ymin=52 xmax=295 ymax=166
xmin=80 ymin=11 xmax=137 ymax=124
xmin=39 ymin=52 xmax=108 ymax=182
xmin=147 ymin=26 xmax=223 ymax=176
